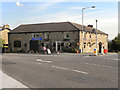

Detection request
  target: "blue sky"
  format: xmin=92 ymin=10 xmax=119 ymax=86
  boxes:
xmin=1 ymin=1 xmax=118 ymax=40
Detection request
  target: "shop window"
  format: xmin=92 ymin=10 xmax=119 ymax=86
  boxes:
xmin=61 ymin=43 xmax=64 ymax=47
xmin=14 ymin=41 xmax=21 ymax=48
xmin=42 ymin=43 xmax=44 ymax=47
xmin=68 ymin=43 xmax=72 ymax=47
xmin=46 ymin=45 xmax=49 ymax=48
xmin=53 ymin=43 xmax=56 ymax=47
xmin=24 ymin=43 xmax=27 ymax=47
xmin=64 ymin=43 xmax=68 ymax=47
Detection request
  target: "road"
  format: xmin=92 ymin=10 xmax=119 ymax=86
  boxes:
xmin=2 ymin=53 xmax=118 ymax=88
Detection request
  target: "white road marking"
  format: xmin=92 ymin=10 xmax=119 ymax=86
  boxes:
xmin=36 ymin=59 xmax=52 ymax=63
xmin=108 ymin=53 xmax=118 ymax=55
xmin=84 ymin=62 xmax=117 ymax=68
xmin=33 ymin=55 xmax=58 ymax=57
xmin=104 ymin=58 xmax=119 ymax=61
xmin=38 ymin=63 xmax=42 ymax=64
xmin=52 ymin=66 xmax=88 ymax=74
xmin=82 ymin=56 xmax=90 ymax=58
xmin=82 ymin=56 xmax=119 ymax=61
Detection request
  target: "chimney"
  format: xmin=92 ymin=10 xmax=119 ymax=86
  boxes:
xmin=3 ymin=24 xmax=10 ymax=29
xmin=87 ymin=24 xmax=93 ymax=28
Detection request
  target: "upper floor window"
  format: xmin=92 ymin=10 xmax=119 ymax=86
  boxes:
xmin=45 ymin=33 xmax=49 ymax=39
xmin=84 ymin=32 xmax=87 ymax=39
xmin=33 ymin=34 xmax=39 ymax=37
xmin=64 ymin=33 xmax=69 ymax=39
xmin=14 ymin=41 xmax=21 ymax=48
xmin=89 ymin=33 xmax=91 ymax=38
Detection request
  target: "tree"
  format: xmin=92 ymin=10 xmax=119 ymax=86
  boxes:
xmin=0 ymin=36 xmax=4 ymax=47
xmin=108 ymin=33 xmax=120 ymax=52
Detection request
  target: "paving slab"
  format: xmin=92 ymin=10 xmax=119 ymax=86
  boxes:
xmin=0 ymin=71 xmax=28 ymax=89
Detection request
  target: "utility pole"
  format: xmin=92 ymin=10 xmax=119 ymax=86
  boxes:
xmin=96 ymin=19 xmax=98 ymax=55
xmin=80 ymin=8 xmax=84 ymax=53
xmin=80 ymin=5 xmax=95 ymax=53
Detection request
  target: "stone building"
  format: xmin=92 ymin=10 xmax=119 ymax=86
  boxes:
xmin=0 ymin=24 xmax=11 ymax=46
xmin=8 ymin=22 xmax=108 ymax=53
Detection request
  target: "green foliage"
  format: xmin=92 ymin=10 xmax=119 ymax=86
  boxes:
xmin=0 ymin=36 xmax=4 ymax=47
xmin=108 ymin=33 xmax=120 ymax=52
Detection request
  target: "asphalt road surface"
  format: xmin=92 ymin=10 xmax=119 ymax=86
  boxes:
xmin=2 ymin=53 xmax=118 ymax=88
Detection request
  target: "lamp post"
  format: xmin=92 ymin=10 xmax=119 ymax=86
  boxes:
xmin=96 ymin=19 xmax=98 ymax=55
xmin=80 ymin=5 xmax=95 ymax=53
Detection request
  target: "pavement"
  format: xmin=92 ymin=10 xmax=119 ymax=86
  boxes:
xmin=1 ymin=53 xmax=119 ymax=88
xmin=0 ymin=70 xmax=28 ymax=89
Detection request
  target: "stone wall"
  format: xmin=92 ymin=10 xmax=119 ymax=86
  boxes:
xmin=0 ymin=29 xmax=10 ymax=44
xmin=79 ymin=31 xmax=108 ymax=53
xmin=8 ymin=31 xmax=79 ymax=52
xmin=8 ymin=30 xmax=108 ymax=53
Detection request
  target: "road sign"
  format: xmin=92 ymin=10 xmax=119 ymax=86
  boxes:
xmin=32 ymin=37 xmax=42 ymax=40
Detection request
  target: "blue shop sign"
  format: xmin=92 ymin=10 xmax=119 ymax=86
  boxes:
xmin=32 ymin=37 xmax=42 ymax=40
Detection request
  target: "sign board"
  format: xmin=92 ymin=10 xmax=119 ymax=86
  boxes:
xmin=13 ymin=38 xmax=22 ymax=40
xmin=32 ymin=37 xmax=42 ymax=40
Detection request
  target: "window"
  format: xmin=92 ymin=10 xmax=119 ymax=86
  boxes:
xmin=45 ymin=33 xmax=49 ymax=39
xmin=53 ymin=43 xmax=56 ymax=47
xmin=61 ymin=43 xmax=64 ymax=47
xmin=64 ymin=33 xmax=69 ymax=39
xmin=33 ymin=34 xmax=39 ymax=37
xmin=89 ymin=43 xmax=91 ymax=48
xmin=64 ymin=43 xmax=68 ymax=47
xmin=84 ymin=43 xmax=86 ymax=48
xmin=89 ymin=33 xmax=91 ymax=38
xmin=14 ymin=41 xmax=21 ymax=48
xmin=84 ymin=33 xmax=86 ymax=39
xmin=32 ymin=34 xmax=39 ymax=37
xmin=24 ymin=43 xmax=27 ymax=47
xmin=42 ymin=43 xmax=44 ymax=47
xmin=46 ymin=45 xmax=49 ymax=48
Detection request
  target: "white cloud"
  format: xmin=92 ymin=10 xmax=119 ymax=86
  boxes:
xmin=32 ymin=2 xmax=57 ymax=12
xmin=16 ymin=1 xmax=23 ymax=6
xmin=84 ymin=17 xmax=118 ymax=40
xmin=32 ymin=0 xmax=67 ymax=12
xmin=21 ymin=11 xmax=117 ymax=40
xmin=84 ymin=10 xmax=105 ymax=16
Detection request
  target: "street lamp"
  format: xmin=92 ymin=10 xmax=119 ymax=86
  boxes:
xmin=80 ymin=5 xmax=95 ymax=53
xmin=95 ymin=19 xmax=98 ymax=55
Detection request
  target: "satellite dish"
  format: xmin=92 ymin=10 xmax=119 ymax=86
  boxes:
xmin=16 ymin=1 xmax=23 ymax=6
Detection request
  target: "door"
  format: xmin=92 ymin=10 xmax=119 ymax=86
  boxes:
xmin=99 ymin=42 xmax=102 ymax=53
xmin=30 ymin=40 xmax=38 ymax=52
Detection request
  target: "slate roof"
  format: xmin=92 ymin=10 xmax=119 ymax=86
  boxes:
xmin=0 ymin=28 xmax=11 ymax=31
xmin=9 ymin=22 xmax=107 ymax=35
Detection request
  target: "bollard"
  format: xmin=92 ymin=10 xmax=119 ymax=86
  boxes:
xmin=94 ymin=48 xmax=97 ymax=55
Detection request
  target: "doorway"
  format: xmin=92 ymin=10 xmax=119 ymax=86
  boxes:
xmin=99 ymin=42 xmax=102 ymax=53
xmin=30 ymin=40 xmax=38 ymax=52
